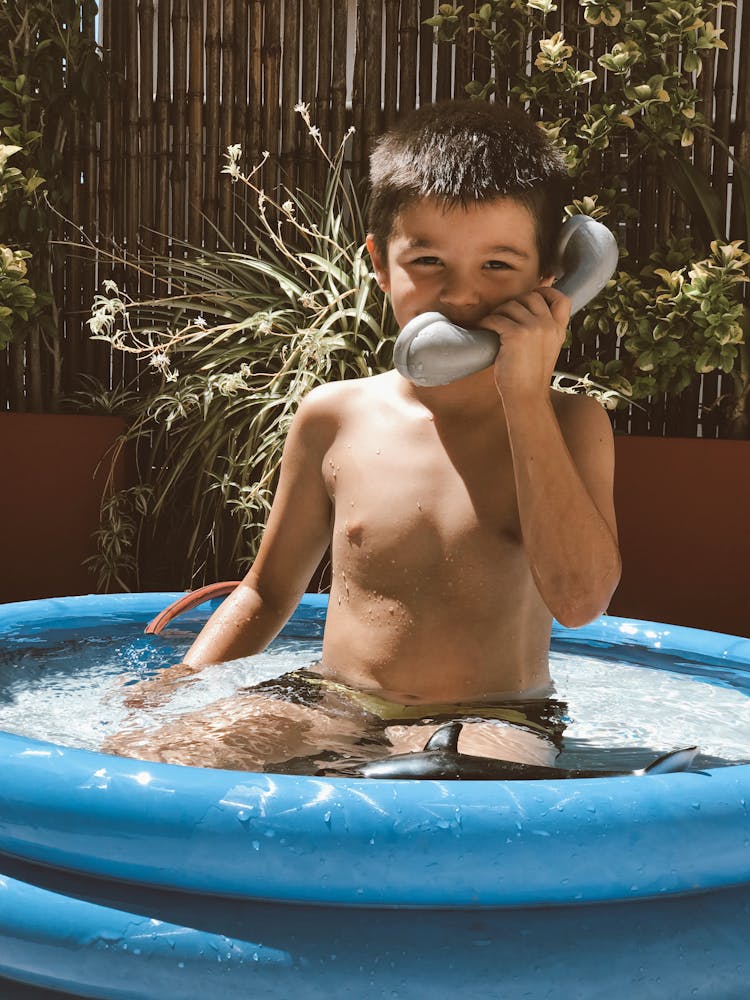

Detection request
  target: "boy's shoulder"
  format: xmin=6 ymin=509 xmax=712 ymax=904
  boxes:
xmin=298 ymin=372 xmax=395 ymax=415
xmin=291 ymin=373 xmax=395 ymax=440
xmin=550 ymin=387 xmax=615 ymax=451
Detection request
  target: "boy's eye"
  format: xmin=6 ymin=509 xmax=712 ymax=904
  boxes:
xmin=484 ymin=260 xmax=512 ymax=270
xmin=412 ymin=256 xmax=441 ymax=266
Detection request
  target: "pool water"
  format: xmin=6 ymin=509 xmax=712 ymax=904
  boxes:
xmin=1 ymin=617 xmax=749 ymax=774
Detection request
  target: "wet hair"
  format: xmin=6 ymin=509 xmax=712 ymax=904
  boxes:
xmin=368 ymin=101 xmax=570 ymax=275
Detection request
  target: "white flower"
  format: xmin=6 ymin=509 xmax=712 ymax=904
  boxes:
xmin=194 ymin=314 xmax=207 ymax=328
xmin=88 ymin=313 xmax=112 ymax=336
xmin=212 ymin=371 xmax=249 ymax=396
xmin=294 ymin=102 xmax=310 ymax=116
xmin=222 ymin=161 xmax=241 ymax=182
xmin=222 ymin=144 xmax=243 ymax=182
xmin=282 ymin=200 xmax=295 ymax=216
xmin=102 ymin=279 xmax=120 ymax=295
xmin=150 ymin=352 xmax=171 ymax=371
xmin=309 ymin=125 xmax=321 ymax=141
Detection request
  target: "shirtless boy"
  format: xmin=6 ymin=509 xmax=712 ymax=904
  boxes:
xmin=113 ymin=101 xmax=621 ymax=772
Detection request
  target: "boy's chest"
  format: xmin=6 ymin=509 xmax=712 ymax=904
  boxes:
xmin=323 ymin=413 xmax=522 ymax=560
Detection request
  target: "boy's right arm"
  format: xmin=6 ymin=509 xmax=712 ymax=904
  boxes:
xmin=124 ymin=388 xmax=336 ymax=706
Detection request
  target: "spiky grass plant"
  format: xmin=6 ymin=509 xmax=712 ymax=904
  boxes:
xmin=88 ymin=110 xmax=396 ymax=590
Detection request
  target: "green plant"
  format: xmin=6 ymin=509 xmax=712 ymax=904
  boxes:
xmin=60 ymin=373 xmax=140 ymax=416
xmin=428 ymin=0 xmax=750 ymax=437
xmin=1 ymin=1 xmax=106 ymax=409
xmin=578 ymin=237 xmax=750 ymax=415
xmin=641 ymin=130 xmax=750 ymax=437
xmin=572 ymin=127 xmax=750 ymax=437
xmin=0 ymin=241 xmax=36 ymax=348
xmin=429 ymin=0 xmax=728 ymax=168
xmin=86 ymin=109 xmax=397 ymax=591
xmin=0 ymin=134 xmax=44 ymax=347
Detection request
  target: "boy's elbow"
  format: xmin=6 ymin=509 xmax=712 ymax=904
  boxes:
xmin=555 ymin=604 xmax=603 ymax=629
xmin=553 ymin=557 xmax=622 ymax=630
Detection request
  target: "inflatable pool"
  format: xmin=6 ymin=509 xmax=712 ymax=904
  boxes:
xmin=1 ymin=592 xmax=750 ymax=999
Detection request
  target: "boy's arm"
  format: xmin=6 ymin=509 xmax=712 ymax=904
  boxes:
xmin=125 ymin=388 xmax=334 ymax=704
xmin=503 ymin=390 xmax=621 ymax=628
xmin=483 ymin=286 xmax=621 ymax=628
xmin=181 ymin=388 xmax=335 ymax=666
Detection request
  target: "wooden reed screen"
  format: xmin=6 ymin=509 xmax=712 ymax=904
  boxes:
xmin=2 ymin=0 xmax=749 ymax=438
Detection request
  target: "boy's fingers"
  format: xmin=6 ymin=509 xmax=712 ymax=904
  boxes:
xmin=120 ymin=668 xmax=199 ymax=710
xmin=533 ymin=286 xmax=572 ymax=326
xmin=492 ymin=288 xmax=568 ymax=319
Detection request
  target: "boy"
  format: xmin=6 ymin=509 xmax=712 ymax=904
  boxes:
xmin=113 ymin=101 xmax=621 ymax=771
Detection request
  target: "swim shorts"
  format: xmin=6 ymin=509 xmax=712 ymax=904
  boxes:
xmin=246 ymin=668 xmax=568 ymax=750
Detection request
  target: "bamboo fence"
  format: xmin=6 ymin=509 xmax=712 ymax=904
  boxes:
xmin=2 ymin=0 xmax=749 ymax=437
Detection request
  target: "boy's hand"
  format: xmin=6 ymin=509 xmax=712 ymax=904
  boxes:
xmin=120 ymin=661 xmax=201 ymax=710
xmin=479 ymin=286 xmax=571 ymax=403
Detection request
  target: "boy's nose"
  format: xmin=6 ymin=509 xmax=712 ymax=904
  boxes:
xmin=438 ymin=277 xmax=482 ymax=322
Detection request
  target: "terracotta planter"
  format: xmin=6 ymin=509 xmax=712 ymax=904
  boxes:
xmin=0 ymin=414 xmax=128 ymax=603
xmin=610 ymin=435 xmax=750 ymax=638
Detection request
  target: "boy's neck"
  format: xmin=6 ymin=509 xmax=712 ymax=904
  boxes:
xmin=393 ymin=366 xmax=505 ymax=423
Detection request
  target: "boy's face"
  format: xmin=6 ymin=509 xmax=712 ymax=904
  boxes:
xmin=366 ymin=196 xmax=553 ymax=331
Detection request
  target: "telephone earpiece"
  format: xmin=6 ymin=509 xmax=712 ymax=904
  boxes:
xmin=549 ymin=214 xmax=619 ymax=313
xmin=392 ymin=214 xmax=619 ymax=388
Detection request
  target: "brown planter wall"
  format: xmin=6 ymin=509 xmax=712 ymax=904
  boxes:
xmin=609 ymin=436 xmax=750 ymax=638
xmin=0 ymin=414 xmax=127 ymax=604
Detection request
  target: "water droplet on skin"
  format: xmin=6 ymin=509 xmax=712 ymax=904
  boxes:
xmin=375 ymin=449 xmax=381 ymax=455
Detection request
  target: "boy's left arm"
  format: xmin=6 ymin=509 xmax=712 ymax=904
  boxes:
xmin=483 ymin=286 xmax=622 ymax=628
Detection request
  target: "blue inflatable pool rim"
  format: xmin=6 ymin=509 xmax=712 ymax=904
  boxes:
xmin=1 ymin=592 xmax=750 ymax=909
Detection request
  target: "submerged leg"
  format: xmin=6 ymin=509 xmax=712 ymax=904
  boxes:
xmin=383 ymin=719 xmax=558 ymax=766
xmin=103 ymin=692 xmax=369 ymax=771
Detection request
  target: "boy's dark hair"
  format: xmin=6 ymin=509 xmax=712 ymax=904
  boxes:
xmin=368 ymin=101 xmax=570 ymax=275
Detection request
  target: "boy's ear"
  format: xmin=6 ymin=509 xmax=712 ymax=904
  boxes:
xmin=366 ymin=234 xmax=390 ymax=293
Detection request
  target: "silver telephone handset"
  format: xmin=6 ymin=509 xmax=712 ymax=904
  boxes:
xmin=392 ymin=215 xmax=619 ymax=388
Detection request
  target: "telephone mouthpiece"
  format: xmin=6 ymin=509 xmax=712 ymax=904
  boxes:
xmin=392 ymin=313 xmax=500 ymax=388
